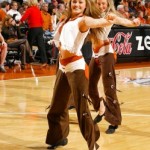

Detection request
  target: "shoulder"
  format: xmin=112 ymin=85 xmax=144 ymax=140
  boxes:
xmin=81 ymin=16 xmax=92 ymax=21
xmin=78 ymin=16 xmax=90 ymax=32
xmin=78 ymin=16 xmax=91 ymax=26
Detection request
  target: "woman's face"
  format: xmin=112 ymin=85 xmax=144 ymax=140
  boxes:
xmin=96 ymin=0 xmax=108 ymax=13
xmin=71 ymin=0 xmax=86 ymax=17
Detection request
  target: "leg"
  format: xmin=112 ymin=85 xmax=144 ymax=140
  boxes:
xmin=24 ymin=39 xmax=33 ymax=57
xmin=89 ymin=58 xmax=102 ymax=111
xmin=67 ymin=70 xmax=100 ymax=150
xmin=27 ymin=28 xmax=35 ymax=50
xmin=0 ymin=43 xmax=7 ymax=73
xmin=68 ymin=93 xmax=75 ymax=110
xmin=0 ymin=44 xmax=7 ymax=66
xmin=46 ymin=69 xmax=71 ymax=146
xmin=24 ymin=39 xmax=34 ymax=63
xmin=101 ymin=53 xmax=122 ymax=133
xmin=19 ymin=44 xmax=26 ymax=69
xmin=36 ymin=28 xmax=47 ymax=64
xmin=8 ymin=40 xmax=26 ymax=69
xmin=89 ymin=58 xmax=105 ymax=124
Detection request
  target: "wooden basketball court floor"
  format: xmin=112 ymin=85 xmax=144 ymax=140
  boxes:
xmin=0 ymin=61 xmax=150 ymax=150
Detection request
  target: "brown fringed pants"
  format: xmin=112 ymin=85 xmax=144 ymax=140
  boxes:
xmin=89 ymin=53 xmax=122 ymax=125
xmin=46 ymin=69 xmax=100 ymax=150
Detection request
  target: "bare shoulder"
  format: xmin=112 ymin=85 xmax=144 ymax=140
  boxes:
xmin=78 ymin=16 xmax=91 ymax=32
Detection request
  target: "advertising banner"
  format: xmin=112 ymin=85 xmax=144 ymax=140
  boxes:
xmin=109 ymin=26 xmax=150 ymax=61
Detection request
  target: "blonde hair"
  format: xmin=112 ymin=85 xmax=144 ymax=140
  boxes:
xmin=90 ymin=0 xmax=119 ymax=42
xmin=64 ymin=0 xmax=101 ymax=22
xmin=27 ymin=0 xmax=38 ymax=6
xmin=62 ymin=0 xmax=103 ymax=42
xmin=94 ymin=0 xmax=117 ymax=16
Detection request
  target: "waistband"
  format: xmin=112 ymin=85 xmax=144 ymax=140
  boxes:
xmin=93 ymin=41 xmax=110 ymax=53
xmin=60 ymin=55 xmax=83 ymax=66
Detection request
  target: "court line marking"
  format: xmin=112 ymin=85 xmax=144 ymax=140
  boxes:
xmin=0 ymin=112 xmax=149 ymax=117
xmin=0 ymin=75 xmax=53 ymax=82
xmin=116 ymin=66 xmax=150 ymax=71
xmin=0 ymin=67 xmax=149 ymax=82
xmin=0 ymin=67 xmax=149 ymax=118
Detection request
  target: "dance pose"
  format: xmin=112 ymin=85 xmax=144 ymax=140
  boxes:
xmin=45 ymin=0 xmax=117 ymax=149
xmin=89 ymin=0 xmax=140 ymax=134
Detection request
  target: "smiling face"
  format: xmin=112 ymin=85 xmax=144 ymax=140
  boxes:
xmin=96 ymin=0 xmax=108 ymax=13
xmin=71 ymin=0 xmax=86 ymax=17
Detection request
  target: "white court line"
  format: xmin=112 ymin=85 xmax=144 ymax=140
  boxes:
xmin=0 ymin=66 xmax=149 ymax=82
xmin=0 ymin=75 xmax=53 ymax=82
xmin=0 ymin=112 xmax=149 ymax=117
xmin=116 ymin=66 xmax=150 ymax=71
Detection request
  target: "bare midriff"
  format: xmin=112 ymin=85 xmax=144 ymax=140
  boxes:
xmin=59 ymin=48 xmax=82 ymax=66
xmin=92 ymin=39 xmax=110 ymax=53
xmin=60 ymin=49 xmax=76 ymax=59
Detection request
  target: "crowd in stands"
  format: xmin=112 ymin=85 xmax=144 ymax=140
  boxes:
xmin=0 ymin=0 xmax=150 ymax=73
xmin=0 ymin=0 xmax=67 ymax=73
xmin=116 ymin=0 xmax=150 ymax=25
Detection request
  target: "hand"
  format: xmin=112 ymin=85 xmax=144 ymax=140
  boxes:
xmin=47 ymin=39 xmax=60 ymax=47
xmin=106 ymin=13 xmax=117 ymax=24
xmin=47 ymin=40 xmax=54 ymax=45
xmin=1 ymin=41 xmax=7 ymax=46
xmin=132 ymin=18 xmax=141 ymax=26
xmin=106 ymin=13 xmax=115 ymax=20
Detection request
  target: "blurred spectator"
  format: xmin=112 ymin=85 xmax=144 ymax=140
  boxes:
xmin=38 ymin=0 xmax=44 ymax=8
xmin=7 ymin=1 xmax=22 ymax=21
xmin=48 ymin=4 xmax=58 ymax=30
xmin=51 ymin=0 xmax=58 ymax=8
xmin=22 ymin=1 xmax=29 ymax=11
xmin=121 ymin=0 xmax=129 ymax=6
xmin=41 ymin=2 xmax=53 ymax=32
xmin=137 ymin=10 xmax=146 ymax=24
xmin=145 ymin=2 xmax=150 ymax=24
xmin=20 ymin=0 xmax=47 ymax=66
xmin=2 ymin=15 xmax=34 ymax=70
xmin=124 ymin=5 xmax=130 ymax=18
xmin=135 ymin=1 xmax=146 ymax=13
xmin=0 ymin=1 xmax=10 ymax=22
xmin=128 ymin=1 xmax=137 ymax=17
xmin=37 ymin=2 xmax=41 ymax=9
xmin=18 ymin=1 xmax=29 ymax=16
xmin=56 ymin=3 xmax=65 ymax=21
xmin=48 ymin=0 xmax=59 ymax=30
xmin=117 ymin=5 xmax=129 ymax=18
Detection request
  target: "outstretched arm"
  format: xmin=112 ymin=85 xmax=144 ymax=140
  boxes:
xmin=79 ymin=16 xmax=112 ymax=32
xmin=106 ymin=13 xmax=140 ymax=27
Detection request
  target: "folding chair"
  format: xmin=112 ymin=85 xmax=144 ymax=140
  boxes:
xmin=5 ymin=47 xmax=21 ymax=68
